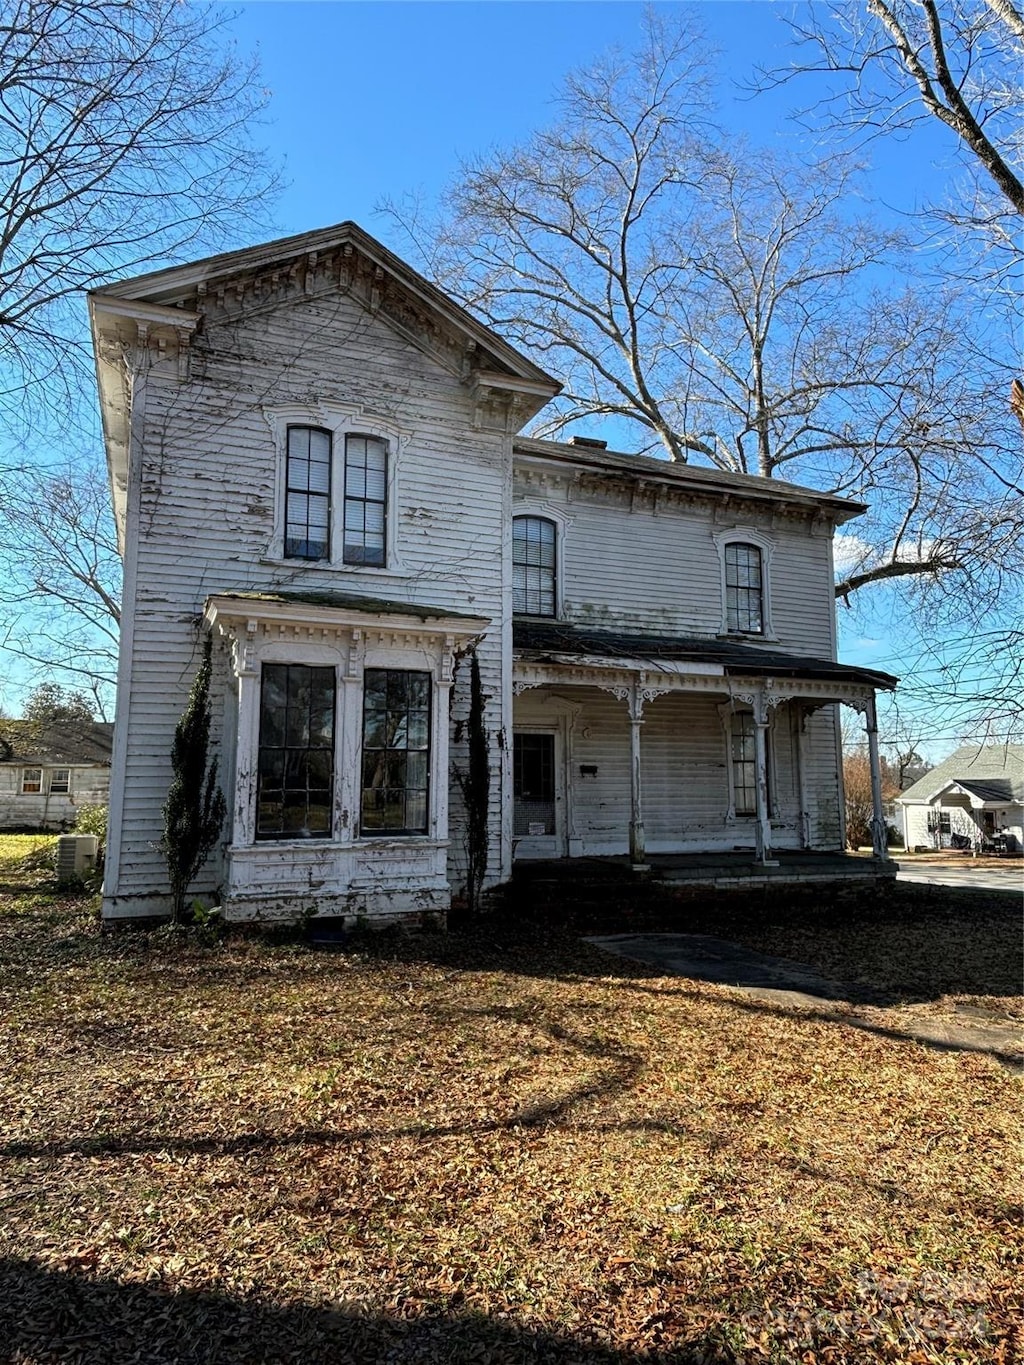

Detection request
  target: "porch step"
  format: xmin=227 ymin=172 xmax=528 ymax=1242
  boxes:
xmin=487 ymin=853 xmax=897 ymax=932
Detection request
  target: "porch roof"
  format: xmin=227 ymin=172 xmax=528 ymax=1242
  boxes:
xmin=512 ymin=621 xmax=898 ymax=691
xmin=937 ymin=777 xmax=1019 ymax=806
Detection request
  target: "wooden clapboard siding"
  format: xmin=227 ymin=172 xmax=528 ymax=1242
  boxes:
xmin=513 ymin=465 xmax=837 ymax=658
xmin=0 ymin=766 xmax=110 ymax=830
xmin=111 ymin=284 xmax=510 ymax=906
xmin=802 ymin=706 xmax=844 ymax=848
xmin=512 ymin=688 xmax=834 ymax=856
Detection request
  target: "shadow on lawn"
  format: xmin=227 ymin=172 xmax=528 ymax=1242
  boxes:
xmin=0 ymin=1256 xmax=705 ymax=1365
xmin=426 ymin=881 xmax=1024 ymax=1008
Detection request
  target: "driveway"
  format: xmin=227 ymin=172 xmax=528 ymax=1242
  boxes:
xmin=896 ymin=863 xmax=1023 ymax=893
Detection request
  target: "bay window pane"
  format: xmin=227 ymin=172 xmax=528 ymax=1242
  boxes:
xmin=360 ymin=668 xmax=431 ymax=834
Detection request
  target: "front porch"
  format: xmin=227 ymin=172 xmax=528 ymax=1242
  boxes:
xmin=512 ymin=621 xmax=899 ymax=869
xmin=513 ymin=849 xmax=897 ymax=892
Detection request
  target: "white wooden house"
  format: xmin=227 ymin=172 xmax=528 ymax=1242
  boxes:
xmin=0 ymin=721 xmax=112 ymax=830
xmin=898 ymin=744 xmax=1024 ymax=852
xmin=88 ymin=222 xmax=897 ymax=923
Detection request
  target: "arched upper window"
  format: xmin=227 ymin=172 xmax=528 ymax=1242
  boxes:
xmin=513 ymin=515 xmax=557 ymax=616
xmin=724 ymin=541 xmax=764 ymax=634
xmin=284 ymin=426 xmax=331 ymax=561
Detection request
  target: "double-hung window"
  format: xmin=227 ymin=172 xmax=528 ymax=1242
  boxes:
xmin=513 ymin=515 xmax=557 ymax=616
xmin=725 ymin=542 xmax=764 ymax=634
xmin=256 ymin=664 xmax=336 ymax=839
xmin=50 ymin=769 xmax=70 ymax=794
xmin=343 ymin=435 xmax=387 ymax=566
xmin=730 ymin=713 xmax=757 ymax=816
xmin=361 ymin=669 xmax=430 ymax=834
xmin=284 ymin=426 xmax=332 ymax=560
xmin=21 ymin=768 xmax=41 ymax=794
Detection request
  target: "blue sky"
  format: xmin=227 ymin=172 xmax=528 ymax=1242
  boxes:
xmin=231 ymin=0 xmax=946 ymax=235
xmin=4 ymin=2 xmax=980 ymax=755
xmin=229 ymin=1 xmax=977 ymax=759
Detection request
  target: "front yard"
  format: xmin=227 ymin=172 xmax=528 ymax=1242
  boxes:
xmin=0 ymin=836 xmax=1020 ymax=1363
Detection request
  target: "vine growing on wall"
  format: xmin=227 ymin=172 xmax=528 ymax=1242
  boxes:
xmin=161 ymin=633 xmax=227 ymax=924
xmin=453 ymin=648 xmax=490 ymax=913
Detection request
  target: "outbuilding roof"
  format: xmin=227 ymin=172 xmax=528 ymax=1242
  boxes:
xmin=898 ymin=743 xmax=1024 ymax=804
xmin=0 ymin=721 xmax=114 ymax=767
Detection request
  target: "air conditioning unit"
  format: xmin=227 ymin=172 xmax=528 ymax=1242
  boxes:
xmin=56 ymin=835 xmax=99 ymax=882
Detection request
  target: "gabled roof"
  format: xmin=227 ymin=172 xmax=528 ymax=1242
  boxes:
xmin=514 ymin=437 xmax=868 ymax=525
xmin=940 ymin=778 xmax=1017 ymax=804
xmin=89 ymin=222 xmax=561 ymax=544
xmin=898 ymin=743 xmax=1024 ymax=804
xmin=91 ymin=220 xmax=558 ymax=394
xmin=513 ymin=621 xmax=898 ymax=691
xmin=0 ymin=721 xmax=114 ymax=767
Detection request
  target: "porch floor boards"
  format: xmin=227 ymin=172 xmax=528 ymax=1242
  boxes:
xmin=512 ymin=850 xmax=896 ymax=890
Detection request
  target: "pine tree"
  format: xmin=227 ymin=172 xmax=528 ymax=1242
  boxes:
xmin=162 ymin=634 xmax=227 ymax=923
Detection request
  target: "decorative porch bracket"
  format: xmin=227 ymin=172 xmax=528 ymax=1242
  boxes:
xmin=594 ymin=677 xmax=670 ymax=872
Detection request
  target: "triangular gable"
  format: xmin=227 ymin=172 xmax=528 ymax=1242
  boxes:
xmin=89 ymin=222 xmax=561 ymax=540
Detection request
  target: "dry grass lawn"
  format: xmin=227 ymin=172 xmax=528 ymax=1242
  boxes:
xmin=0 ymin=836 xmax=1020 ymax=1364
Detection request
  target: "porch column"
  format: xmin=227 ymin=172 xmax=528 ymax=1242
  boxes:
xmin=628 ymin=685 xmax=647 ymax=870
xmin=752 ymin=694 xmax=774 ymax=864
xmin=230 ymin=629 xmax=261 ymax=847
xmin=864 ymin=694 xmax=889 ymax=861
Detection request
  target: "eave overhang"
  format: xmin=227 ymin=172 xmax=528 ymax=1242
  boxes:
xmin=89 ymin=294 xmax=201 ymax=548
xmin=88 ymin=223 xmax=562 ymax=545
xmin=512 ymin=621 xmax=897 ymax=698
xmin=898 ymin=777 xmax=1021 ymax=808
xmin=514 ymin=437 xmax=867 ymax=526
xmin=204 ymin=590 xmax=490 ymax=641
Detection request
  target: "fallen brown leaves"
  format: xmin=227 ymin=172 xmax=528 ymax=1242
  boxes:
xmin=0 ymin=861 xmax=1020 ymax=1363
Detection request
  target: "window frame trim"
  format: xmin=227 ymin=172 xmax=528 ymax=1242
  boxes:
xmin=717 ymin=702 xmax=776 ymax=823
xmin=254 ymin=660 xmax=338 ymax=843
xmin=358 ymin=667 xmax=433 ymax=838
xmin=283 ymin=423 xmax=333 ymax=562
xmin=342 ymin=431 xmax=389 ymax=568
xmin=712 ymin=526 xmax=776 ymax=640
xmin=510 ymin=500 xmax=570 ymax=620
xmin=264 ymin=403 xmax=407 ymax=573
xmin=49 ymin=767 xmax=71 ymax=795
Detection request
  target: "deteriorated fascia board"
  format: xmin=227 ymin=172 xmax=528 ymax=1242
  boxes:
xmin=514 ymin=443 xmax=866 ymax=527
xmin=88 ymin=294 xmax=201 ymax=548
xmin=92 ymin=222 xmax=560 ymax=416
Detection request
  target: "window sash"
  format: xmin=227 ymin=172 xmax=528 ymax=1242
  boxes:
xmin=724 ymin=543 xmax=764 ymax=633
xmin=360 ymin=669 xmax=431 ymax=835
xmin=50 ymin=769 xmax=70 ymax=794
xmin=512 ymin=516 xmax=556 ymax=616
xmin=256 ymin=663 xmax=336 ymax=839
xmin=21 ymin=768 xmax=41 ymax=794
xmin=344 ymin=435 xmax=387 ymax=566
xmin=285 ymin=426 xmax=331 ymax=561
xmin=730 ymin=713 xmax=757 ymax=815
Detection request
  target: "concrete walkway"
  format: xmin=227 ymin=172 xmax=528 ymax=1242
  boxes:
xmin=586 ymin=932 xmax=1023 ymax=1071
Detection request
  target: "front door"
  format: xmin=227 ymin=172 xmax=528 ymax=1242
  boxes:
xmin=513 ymin=731 xmax=563 ymax=858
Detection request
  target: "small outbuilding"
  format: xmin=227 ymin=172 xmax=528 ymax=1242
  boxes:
xmin=0 ymin=721 xmax=113 ymax=831
xmin=897 ymin=744 xmax=1024 ymax=853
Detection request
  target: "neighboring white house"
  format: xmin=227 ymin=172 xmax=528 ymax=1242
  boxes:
xmin=898 ymin=744 xmax=1024 ymax=853
xmin=0 ymin=721 xmax=113 ymax=830
xmin=88 ymin=221 xmax=897 ymax=923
